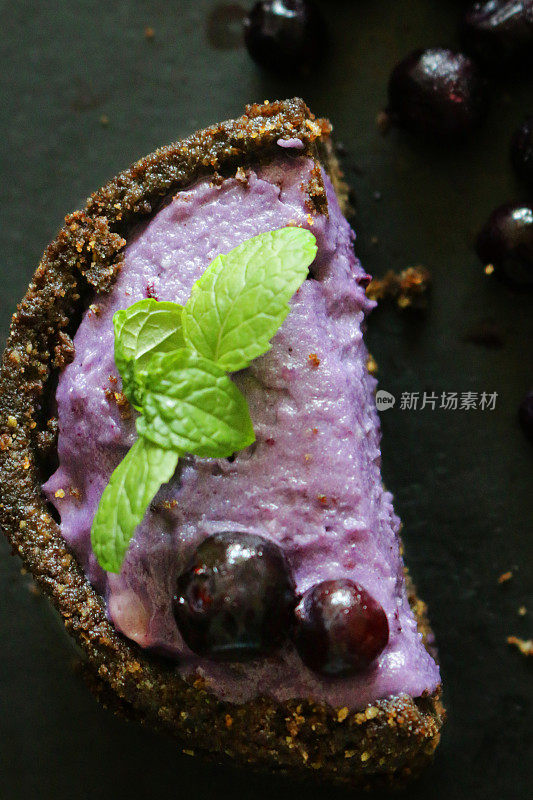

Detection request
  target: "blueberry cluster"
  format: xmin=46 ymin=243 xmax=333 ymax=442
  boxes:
xmin=242 ymin=4 xmax=533 ymax=290
xmin=241 ymin=2 xmax=533 ymax=442
xmin=385 ymin=5 xmax=533 ymax=290
xmin=173 ymin=531 xmax=389 ymax=676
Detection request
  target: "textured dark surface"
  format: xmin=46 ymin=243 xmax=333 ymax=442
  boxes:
xmin=0 ymin=1 xmax=531 ymax=799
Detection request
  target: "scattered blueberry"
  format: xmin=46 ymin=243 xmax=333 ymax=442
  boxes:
xmin=518 ymin=389 xmax=533 ymax=440
xmin=511 ymin=117 xmax=533 ymax=189
xmin=293 ymin=579 xmax=389 ymax=677
xmin=476 ymin=202 xmax=533 ymax=286
xmin=462 ymin=1 xmax=533 ymax=70
xmin=387 ymin=48 xmax=488 ymax=142
xmin=243 ymin=0 xmax=325 ymax=76
xmin=174 ymin=531 xmax=296 ymax=661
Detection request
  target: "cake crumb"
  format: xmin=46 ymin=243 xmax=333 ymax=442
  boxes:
xmin=235 ymin=166 xmax=247 ymax=183
xmin=337 ymin=707 xmax=349 ymax=722
xmin=498 ymin=571 xmax=513 ymax=584
xmin=366 ymin=266 xmax=431 ymax=310
xmin=162 ymin=499 xmax=178 ymax=511
xmin=54 ymin=489 xmax=66 ymax=499
xmin=507 ymin=636 xmax=533 ymax=656
xmin=308 ymin=353 xmax=320 ymax=368
xmin=366 ymin=354 xmax=378 ymax=375
xmin=0 ymin=435 xmax=11 ymax=453
xmin=114 ymin=392 xmax=131 ymax=419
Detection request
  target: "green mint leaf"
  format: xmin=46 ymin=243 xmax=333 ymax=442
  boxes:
xmin=136 ymin=350 xmax=255 ymax=457
xmin=114 ymin=299 xmax=185 ymax=401
xmin=181 ymin=227 xmax=317 ymax=372
xmin=91 ymin=437 xmax=179 ymax=573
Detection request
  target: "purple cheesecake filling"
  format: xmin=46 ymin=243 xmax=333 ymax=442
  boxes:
xmin=43 ymin=151 xmax=440 ymax=708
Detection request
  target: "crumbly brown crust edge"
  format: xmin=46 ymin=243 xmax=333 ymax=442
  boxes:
xmin=0 ymin=98 xmax=444 ymax=789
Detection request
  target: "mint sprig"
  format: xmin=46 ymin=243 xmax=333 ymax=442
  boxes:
xmin=91 ymin=226 xmax=317 ymax=573
xmin=114 ymin=299 xmax=185 ymax=405
xmin=91 ymin=438 xmax=179 ymax=573
xmin=137 ymin=350 xmax=254 ymax=457
xmin=182 ymin=227 xmax=317 ymax=371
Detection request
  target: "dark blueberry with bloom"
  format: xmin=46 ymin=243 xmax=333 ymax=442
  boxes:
xmin=461 ymin=1 xmax=533 ymax=69
xmin=294 ymin=579 xmax=389 ymax=676
xmin=476 ymin=202 xmax=533 ymax=286
xmin=511 ymin=117 xmax=533 ymax=188
xmin=174 ymin=531 xmax=296 ymax=660
xmin=518 ymin=389 xmax=533 ymax=440
xmin=387 ymin=48 xmax=488 ymax=142
xmin=244 ymin=0 xmax=325 ymax=75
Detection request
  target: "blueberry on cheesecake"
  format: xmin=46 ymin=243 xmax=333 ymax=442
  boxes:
xmin=0 ymin=99 xmax=444 ymax=788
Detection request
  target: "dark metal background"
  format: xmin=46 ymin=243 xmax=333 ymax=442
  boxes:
xmin=1 ymin=1 xmax=531 ymax=798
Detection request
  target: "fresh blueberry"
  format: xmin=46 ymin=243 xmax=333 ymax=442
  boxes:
xmin=511 ymin=117 xmax=533 ymax=189
xmin=174 ymin=531 xmax=296 ymax=661
xmin=387 ymin=48 xmax=488 ymax=141
xmin=518 ymin=389 xmax=533 ymax=441
xmin=476 ymin=202 xmax=533 ymax=286
xmin=294 ymin=579 xmax=389 ymax=677
xmin=461 ymin=1 xmax=533 ymax=70
xmin=243 ymin=0 xmax=325 ymax=75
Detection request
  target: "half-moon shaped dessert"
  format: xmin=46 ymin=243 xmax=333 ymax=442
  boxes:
xmin=0 ymin=99 xmax=444 ymax=789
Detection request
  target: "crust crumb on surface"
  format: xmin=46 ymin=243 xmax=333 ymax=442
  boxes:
xmin=367 ymin=266 xmax=431 ymax=310
xmin=366 ymin=354 xmax=378 ymax=375
xmin=337 ymin=707 xmax=349 ymax=723
xmin=507 ymin=636 xmax=533 ymax=656
xmin=498 ymin=570 xmax=513 ymax=584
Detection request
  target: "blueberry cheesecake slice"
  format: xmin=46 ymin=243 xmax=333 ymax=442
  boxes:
xmin=0 ymin=99 xmax=444 ymax=788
